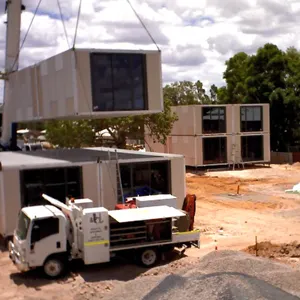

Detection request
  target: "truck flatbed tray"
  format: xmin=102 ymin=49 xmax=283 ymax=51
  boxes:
xmin=108 ymin=205 xmax=185 ymax=223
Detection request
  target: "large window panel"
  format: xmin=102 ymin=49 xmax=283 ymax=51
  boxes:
xmin=21 ymin=167 xmax=83 ymax=207
xmin=241 ymin=135 xmax=264 ymax=161
xmin=150 ymin=162 xmax=170 ymax=194
xmin=112 ymin=54 xmax=133 ymax=110
xmin=202 ymin=107 xmax=226 ymax=134
xmin=132 ymin=54 xmax=146 ymax=110
xmin=241 ymin=106 xmax=263 ymax=132
xmin=203 ymin=137 xmax=227 ymax=165
xmin=90 ymin=53 xmax=147 ymax=111
xmin=90 ymin=54 xmax=114 ymax=111
xmin=44 ymin=168 xmax=65 ymax=184
xmin=132 ymin=163 xmax=151 ymax=191
xmin=119 ymin=161 xmax=171 ymax=203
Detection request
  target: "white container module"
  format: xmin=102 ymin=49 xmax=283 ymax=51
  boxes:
xmin=6 ymin=48 xmax=163 ymax=123
xmin=135 ymin=194 xmax=177 ymax=209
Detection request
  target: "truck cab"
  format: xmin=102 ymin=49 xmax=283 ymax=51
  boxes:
xmin=9 ymin=205 xmax=67 ymax=277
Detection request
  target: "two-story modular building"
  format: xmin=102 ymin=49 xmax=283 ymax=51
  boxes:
xmin=145 ymin=104 xmax=270 ymax=167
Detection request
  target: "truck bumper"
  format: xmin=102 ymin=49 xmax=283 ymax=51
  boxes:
xmin=8 ymin=241 xmax=29 ymax=272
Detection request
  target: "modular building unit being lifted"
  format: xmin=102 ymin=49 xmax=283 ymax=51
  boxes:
xmin=5 ymin=48 xmax=163 ymax=123
xmin=0 ymin=147 xmax=186 ymax=240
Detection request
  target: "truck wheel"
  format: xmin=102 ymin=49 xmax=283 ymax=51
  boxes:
xmin=43 ymin=257 xmax=65 ymax=279
xmin=138 ymin=248 xmax=159 ymax=268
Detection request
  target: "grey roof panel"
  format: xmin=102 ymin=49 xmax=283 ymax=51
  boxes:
xmin=0 ymin=147 xmax=174 ymax=169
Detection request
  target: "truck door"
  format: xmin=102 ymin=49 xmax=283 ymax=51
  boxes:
xmin=27 ymin=217 xmax=65 ymax=267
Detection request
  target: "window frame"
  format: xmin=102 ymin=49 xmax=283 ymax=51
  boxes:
xmin=241 ymin=135 xmax=264 ymax=162
xmin=202 ymin=106 xmax=226 ymax=134
xmin=240 ymin=106 xmax=263 ymax=132
xmin=31 ymin=217 xmax=59 ymax=243
xmin=202 ymin=137 xmax=227 ymax=165
xmin=90 ymin=52 xmax=149 ymax=112
xmin=20 ymin=166 xmax=83 ymax=207
xmin=118 ymin=161 xmax=171 ymax=203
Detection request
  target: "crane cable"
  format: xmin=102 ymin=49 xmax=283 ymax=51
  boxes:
xmin=126 ymin=0 xmax=160 ymax=51
xmin=57 ymin=0 xmax=70 ymax=48
xmin=72 ymin=0 xmax=82 ymax=49
xmin=9 ymin=0 xmax=43 ymax=74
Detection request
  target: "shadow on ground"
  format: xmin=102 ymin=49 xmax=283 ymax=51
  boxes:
xmin=186 ymin=164 xmax=272 ymax=176
xmin=9 ymin=250 xmax=186 ymax=288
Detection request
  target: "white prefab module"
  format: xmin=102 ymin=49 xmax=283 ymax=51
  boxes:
xmin=6 ymin=48 xmax=163 ymax=122
xmin=132 ymin=194 xmax=177 ymax=209
xmin=0 ymin=147 xmax=186 ymax=239
xmin=8 ymin=194 xmax=200 ymax=278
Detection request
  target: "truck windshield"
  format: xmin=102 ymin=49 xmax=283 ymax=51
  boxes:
xmin=16 ymin=211 xmax=30 ymax=240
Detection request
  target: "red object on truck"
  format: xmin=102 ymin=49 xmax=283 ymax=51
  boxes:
xmin=115 ymin=198 xmax=137 ymax=210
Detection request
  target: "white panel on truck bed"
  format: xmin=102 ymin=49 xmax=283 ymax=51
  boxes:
xmin=109 ymin=205 xmax=185 ymax=223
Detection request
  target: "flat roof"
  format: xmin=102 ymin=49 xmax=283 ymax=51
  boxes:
xmin=108 ymin=205 xmax=185 ymax=223
xmin=0 ymin=147 xmax=183 ymax=169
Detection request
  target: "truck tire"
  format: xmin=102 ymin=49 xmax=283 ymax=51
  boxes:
xmin=43 ymin=256 xmax=66 ymax=279
xmin=138 ymin=248 xmax=159 ymax=268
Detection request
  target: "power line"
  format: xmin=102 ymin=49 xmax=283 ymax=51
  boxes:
xmin=10 ymin=0 xmax=43 ymax=73
xmin=57 ymin=0 xmax=70 ymax=48
xmin=73 ymin=0 xmax=82 ymax=49
xmin=126 ymin=0 xmax=160 ymax=51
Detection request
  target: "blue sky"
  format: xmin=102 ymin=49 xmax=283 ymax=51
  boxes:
xmin=1 ymin=0 xmax=300 ymax=102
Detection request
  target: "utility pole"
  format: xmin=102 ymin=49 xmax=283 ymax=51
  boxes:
xmin=1 ymin=0 xmax=24 ymax=147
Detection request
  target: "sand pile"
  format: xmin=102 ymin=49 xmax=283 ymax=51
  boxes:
xmin=104 ymin=250 xmax=300 ymax=300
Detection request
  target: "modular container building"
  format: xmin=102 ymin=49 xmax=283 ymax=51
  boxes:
xmin=145 ymin=104 xmax=270 ymax=167
xmin=0 ymin=147 xmax=185 ymax=239
xmin=5 ymin=48 xmax=163 ymax=122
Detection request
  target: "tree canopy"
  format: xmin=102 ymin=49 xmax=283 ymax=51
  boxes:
xmin=163 ymin=80 xmax=212 ymax=105
xmin=45 ymin=97 xmax=178 ymax=149
xmin=217 ymin=43 xmax=300 ymax=151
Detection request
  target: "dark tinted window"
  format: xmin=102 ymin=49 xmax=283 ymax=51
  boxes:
xmin=119 ymin=161 xmax=170 ymax=203
xmin=21 ymin=167 xmax=83 ymax=207
xmin=203 ymin=137 xmax=227 ymax=165
xmin=90 ymin=53 xmax=147 ymax=111
xmin=90 ymin=54 xmax=113 ymax=111
xmin=241 ymin=106 xmax=263 ymax=132
xmin=31 ymin=217 xmax=59 ymax=242
xmin=241 ymin=135 xmax=264 ymax=161
xmin=202 ymin=107 xmax=226 ymax=133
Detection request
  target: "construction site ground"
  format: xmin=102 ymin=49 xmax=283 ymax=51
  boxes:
xmin=1 ymin=163 xmax=300 ymax=299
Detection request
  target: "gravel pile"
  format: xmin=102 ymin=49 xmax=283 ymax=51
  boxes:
xmin=105 ymin=251 xmax=300 ymax=300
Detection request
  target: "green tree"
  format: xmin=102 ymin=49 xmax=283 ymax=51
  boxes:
xmin=163 ymin=80 xmax=211 ymax=105
xmin=217 ymin=43 xmax=300 ymax=151
xmin=45 ymin=119 xmax=95 ymax=148
xmin=45 ymin=98 xmax=178 ymax=149
xmin=219 ymin=52 xmax=249 ymax=103
xmin=210 ymin=84 xmax=219 ymax=102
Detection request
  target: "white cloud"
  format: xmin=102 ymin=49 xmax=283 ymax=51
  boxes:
xmin=1 ymin=0 xmax=300 ymax=103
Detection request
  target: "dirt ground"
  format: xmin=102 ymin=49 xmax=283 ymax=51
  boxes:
xmin=187 ymin=163 xmax=300 ymax=258
xmin=1 ymin=163 xmax=300 ymax=299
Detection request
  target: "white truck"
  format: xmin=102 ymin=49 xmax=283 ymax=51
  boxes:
xmin=8 ymin=194 xmax=200 ymax=278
